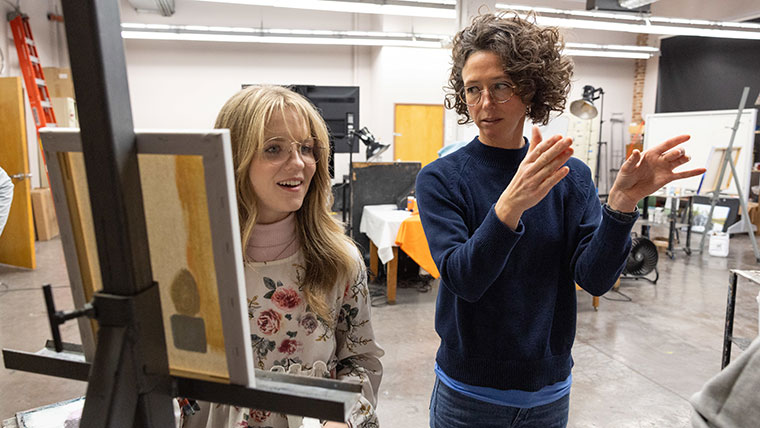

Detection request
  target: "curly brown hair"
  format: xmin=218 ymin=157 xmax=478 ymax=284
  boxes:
xmin=444 ymin=11 xmax=573 ymax=125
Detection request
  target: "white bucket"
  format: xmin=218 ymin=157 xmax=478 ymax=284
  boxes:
xmin=708 ymin=232 xmax=730 ymax=257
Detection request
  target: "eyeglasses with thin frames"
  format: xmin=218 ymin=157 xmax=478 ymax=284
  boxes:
xmin=460 ymin=81 xmax=516 ymax=107
xmin=261 ymin=137 xmax=322 ymax=165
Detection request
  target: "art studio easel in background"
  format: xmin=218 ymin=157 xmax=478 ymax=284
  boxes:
xmin=697 ymin=87 xmax=760 ymax=262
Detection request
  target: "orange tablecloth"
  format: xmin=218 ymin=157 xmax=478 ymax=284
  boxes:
xmin=395 ymin=213 xmax=440 ymax=279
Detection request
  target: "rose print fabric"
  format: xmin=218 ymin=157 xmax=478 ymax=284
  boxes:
xmin=183 ymin=248 xmax=384 ymax=428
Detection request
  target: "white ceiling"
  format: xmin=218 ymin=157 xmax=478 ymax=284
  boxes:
xmin=121 ymin=0 xmax=760 ymax=48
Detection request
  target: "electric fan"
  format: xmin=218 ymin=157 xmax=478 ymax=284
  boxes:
xmin=622 ymin=235 xmax=659 ymax=284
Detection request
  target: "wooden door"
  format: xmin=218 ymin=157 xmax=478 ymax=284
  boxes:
xmin=394 ymin=104 xmax=444 ymax=168
xmin=0 ymin=77 xmax=36 ymax=269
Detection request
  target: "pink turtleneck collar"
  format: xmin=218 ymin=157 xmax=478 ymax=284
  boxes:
xmin=246 ymin=213 xmax=300 ymax=262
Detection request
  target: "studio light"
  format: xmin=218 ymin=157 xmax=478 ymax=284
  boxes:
xmin=354 ymin=127 xmax=390 ymax=161
xmin=570 ymin=85 xmax=607 ymax=188
xmin=570 ymin=85 xmax=603 ymax=120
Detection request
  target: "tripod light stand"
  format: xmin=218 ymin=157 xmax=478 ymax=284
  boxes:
xmin=342 ymin=127 xmax=390 ymax=234
xmin=570 ymin=85 xmax=606 ymax=190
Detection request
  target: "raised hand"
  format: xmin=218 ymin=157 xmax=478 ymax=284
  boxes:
xmin=607 ymin=135 xmax=706 ymax=212
xmin=495 ymin=126 xmax=574 ymax=229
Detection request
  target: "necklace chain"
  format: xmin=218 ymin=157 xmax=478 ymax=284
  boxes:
xmin=256 ymin=235 xmax=297 ymax=263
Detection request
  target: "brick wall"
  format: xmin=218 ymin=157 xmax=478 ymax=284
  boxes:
xmin=630 ymin=33 xmax=648 ymax=147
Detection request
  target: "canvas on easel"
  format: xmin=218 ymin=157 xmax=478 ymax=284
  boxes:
xmin=697 ymin=146 xmax=742 ymax=196
xmin=41 ymin=128 xmax=255 ymax=387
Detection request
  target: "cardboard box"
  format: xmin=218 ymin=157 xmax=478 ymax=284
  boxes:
xmin=42 ymin=67 xmax=75 ymax=99
xmin=747 ymin=201 xmax=760 ymax=235
xmin=30 ymin=188 xmax=59 ymax=241
xmin=51 ymin=97 xmax=79 ymax=127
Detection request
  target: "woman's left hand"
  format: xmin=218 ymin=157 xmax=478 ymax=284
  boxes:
xmin=608 ymin=135 xmax=706 ymax=212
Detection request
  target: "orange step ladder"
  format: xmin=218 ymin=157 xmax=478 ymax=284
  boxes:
xmin=9 ymin=11 xmax=57 ymax=185
xmin=9 ymin=12 xmax=58 ymax=131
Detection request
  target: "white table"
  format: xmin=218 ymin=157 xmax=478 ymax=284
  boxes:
xmin=359 ymin=204 xmax=412 ymax=303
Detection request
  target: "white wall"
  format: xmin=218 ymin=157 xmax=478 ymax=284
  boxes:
xmin=124 ymin=40 xmax=359 ymax=128
xmin=368 ymin=46 xmax=452 ymax=160
xmin=119 ymin=0 xmax=454 ymax=182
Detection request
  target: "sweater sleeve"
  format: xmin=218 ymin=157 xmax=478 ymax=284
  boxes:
xmin=0 ymin=167 xmax=13 ymax=237
xmin=335 ymin=251 xmax=384 ymax=427
xmin=571 ymin=182 xmax=638 ymax=296
xmin=416 ymin=165 xmax=524 ymax=302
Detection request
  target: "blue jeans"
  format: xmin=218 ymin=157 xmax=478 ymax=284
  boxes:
xmin=429 ymin=377 xmax=570 ymax=428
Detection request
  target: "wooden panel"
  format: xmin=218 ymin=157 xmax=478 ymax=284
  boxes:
xmin=0 ymin=77 xmax=35 ymax=268
xmin=139 ymin=154 xmax=229 ymax=382
xmin=394 ymin=104 xmax=444 ymax=168
xmin=41 ymin=129 xmax=254 ymax=385
xmin=57 ymin=153 xmax=231 ymax=381
xmin=59 ymin=152 xmax=102 ymax=345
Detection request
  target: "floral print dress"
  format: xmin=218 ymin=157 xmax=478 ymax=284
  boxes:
xmin=185 ymin=248 xmax=384 ymax=428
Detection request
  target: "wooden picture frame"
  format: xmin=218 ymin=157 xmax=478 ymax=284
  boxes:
xmin=40 ymin=128 xmax=254 ymax=387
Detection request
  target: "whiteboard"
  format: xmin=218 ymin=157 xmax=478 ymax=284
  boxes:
xmin=644 ymin=109 xmax=757 ymax=200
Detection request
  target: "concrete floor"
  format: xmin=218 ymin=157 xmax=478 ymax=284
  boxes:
xmin=1 ymin=234 xmax=759 ymax=427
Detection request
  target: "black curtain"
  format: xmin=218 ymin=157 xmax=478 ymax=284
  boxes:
xmin=657 ymin=34 xmax=760 ymax=113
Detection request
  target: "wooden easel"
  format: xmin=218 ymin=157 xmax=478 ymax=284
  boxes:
xmin=2 ymin=1 xmax=361 ymax=426
xmin=697 ymin=87 xmax=760 ymax=262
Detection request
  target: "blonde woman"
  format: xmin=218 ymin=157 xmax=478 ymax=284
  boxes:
xmin=186 ymin=85 xmax=383 ymax=428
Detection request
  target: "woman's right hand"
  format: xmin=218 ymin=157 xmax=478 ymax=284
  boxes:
xmin=495 ymin=126 xmax=574 ymax=230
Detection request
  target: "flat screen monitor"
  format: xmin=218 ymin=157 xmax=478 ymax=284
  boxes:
xmin=241 ymin=84 xmax=360 ymax=178
xmin=290 ymin=85 xmax=360 ymax=154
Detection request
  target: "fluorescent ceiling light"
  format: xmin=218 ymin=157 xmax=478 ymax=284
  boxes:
xmin=194 ymin=0 xmax=456 ymax=19
xmin=121 ymin=22 xmax=657 ymax=58
xmin=496 ymin=3 xmax=760 ymax=40
xmin=563 ymin=42 xmax=658 ymax=59
xmin=121 ymin=23 xmax=449 ymax=48
xmin=565 ymin=42 xmax=658 ymax=53
xmin=618 ymin=0 xmax=658 ymax=9
xmin=121 ymin=23 xmax=659 ymax=59
xmin=563 ymin=49 xmax=651 ymax=59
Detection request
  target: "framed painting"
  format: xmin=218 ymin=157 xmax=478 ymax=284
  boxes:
xmin=41 ymin=128 xmax=254 ymax=387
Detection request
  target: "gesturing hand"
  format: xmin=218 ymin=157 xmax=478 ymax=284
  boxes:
xmin=495 ymin=126 xmax=574 ymax=229
xmin=608 ymin=135 xmax=706 ymax=212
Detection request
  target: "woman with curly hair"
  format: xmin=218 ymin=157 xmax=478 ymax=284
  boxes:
xmin=185 ymin=85 xmax=383 ymax=428
xmin=416 ymin=12 xmax=704 ymax=427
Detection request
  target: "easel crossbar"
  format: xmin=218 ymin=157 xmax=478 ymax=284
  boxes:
xmin=2 ymin=349 xmax=361 ymax=422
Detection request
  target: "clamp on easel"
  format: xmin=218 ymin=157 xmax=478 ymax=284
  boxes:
xmin=42 ymin=284 xmax=95 ymax=353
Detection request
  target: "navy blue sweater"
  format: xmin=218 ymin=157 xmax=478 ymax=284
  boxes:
xmin=416 ymin=137 xmax=637 ymax=392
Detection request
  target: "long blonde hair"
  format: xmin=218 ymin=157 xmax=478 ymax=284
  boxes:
xmin=215 ymin=85 xmax=357 ymax=321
